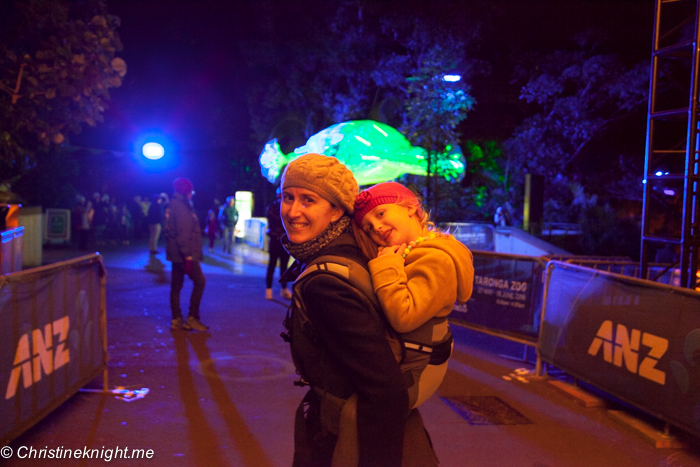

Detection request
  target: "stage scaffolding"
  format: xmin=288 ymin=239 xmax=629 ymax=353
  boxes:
xmin=641 ymin=0 xmax=700 ymax=289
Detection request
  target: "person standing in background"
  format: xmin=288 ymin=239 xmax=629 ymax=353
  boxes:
xmin=165 ymin=177 xmax=208 ymax=332
xmin=119 ymin=203 xmax=132 ymax=245
xmin=129 ymin=195 xmax=144 ymax=240
xmin=147 ymin=193 xmax=164 ymax=254
xmin=106 ymin=200 xmax=119 ymax=245
xmin=205 ymin=209 xmax=218 ymax=253
xmin=72 ymin=195 xmax=87 ymax=249
xmin=92 ymin=193 xmax=107 ymax=245
xmin=140 ymin=196 xmax=151 ymax=239
xmin=264 ymin=188 xmax=292 ymax=300
xmin=218 ymin=196 xmax=238 ymax=254
xmin=77 ymin=199 xmax=94 ymax=250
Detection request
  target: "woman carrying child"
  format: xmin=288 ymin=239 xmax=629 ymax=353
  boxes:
xmin=279 ymin=156 xmax=438 ymax=467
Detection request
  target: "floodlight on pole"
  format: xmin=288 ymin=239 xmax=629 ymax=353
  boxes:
xmin=142 ymin=142 xmax=165 ymax=160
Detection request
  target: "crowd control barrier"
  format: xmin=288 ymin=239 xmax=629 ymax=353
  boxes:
xmin=0 ymin=226 xmax=24 ymax=274
xmin=449 ymin=251 xmax=546 ymax=344
xmin=538 ymin=261 xmax=700 ymax=438
xmin=560 ymin=258 xmax=683 ymax=288
xmin=0 ymin=253 xmax=107 ymax=443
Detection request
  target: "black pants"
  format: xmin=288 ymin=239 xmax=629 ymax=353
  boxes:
xmin=293 ymin=390 xmax=438 ymax=467
xmin=170 ymin=261 xmax=205 ymax=320
xmin=266 ymin=236 xmax=290 ymax=288
xmin=77 ymin=228 xmax=89 ymax=250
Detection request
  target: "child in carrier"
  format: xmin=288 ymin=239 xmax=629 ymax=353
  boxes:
xmin=333 ymin=182 xmax=474 ymax=466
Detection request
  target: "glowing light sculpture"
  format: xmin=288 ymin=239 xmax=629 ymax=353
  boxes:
xmin=259 ymin=120 xmax=465 ymax=186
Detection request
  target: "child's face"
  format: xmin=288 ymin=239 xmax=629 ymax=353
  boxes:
xmin=361 ymin=203 xmax=422 ymax=247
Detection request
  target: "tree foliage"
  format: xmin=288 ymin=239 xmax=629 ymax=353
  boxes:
xmin=369 ymin=18 xmax=481 ymax=216
xmin=245 ymin=2 xmax=481 ymax=218
xmin=461 ymin=140 xmax=516 ymax=218
xmin=243 ymin=1 xmax=384 ymax=153
xmin=0 ymin=0 xmax=125 ymax=172
xmin=504 ymin=34 xmax=648 ymax=209
xmin=373 ymin=22 xmax=477 ymax=151
xmin=245 ymin=9 xmax=650 ymax=232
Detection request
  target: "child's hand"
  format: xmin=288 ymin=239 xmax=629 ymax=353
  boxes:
xmin=378 ymin=243 xmax=407 ymax=261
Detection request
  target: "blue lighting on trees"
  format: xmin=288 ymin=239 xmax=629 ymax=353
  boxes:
xmin=142 ymin=142 xmax=165 ymax=160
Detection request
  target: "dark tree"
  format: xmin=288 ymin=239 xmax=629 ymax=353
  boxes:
xmin=503 ymin=32 xmax=648 ymax=221
xmin=243 ymin=1 xmax=383 ymax=152
xmin=0 ymin=0 xmax=125 ymax=172
xmin=245 ymin=1 xmax=482 ymax=220
xmin=372 ymin=18 xmax=479 ymax=216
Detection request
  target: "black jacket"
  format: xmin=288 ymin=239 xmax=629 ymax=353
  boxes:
xmin=218 ymin=204 xmax=238 ymax=228
xmin=146 ymin=200 xmax=163 ymax=225
xmin=289 ymin=228 xmax=408 ymax=467
xmin=265 ymin=199 xmax=286 ymax=240
xmin=165 ymin=193 xmax=202 ymax=262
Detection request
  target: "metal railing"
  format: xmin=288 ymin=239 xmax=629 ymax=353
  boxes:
xmin=561 ymin=258 xmax=683 ymax=288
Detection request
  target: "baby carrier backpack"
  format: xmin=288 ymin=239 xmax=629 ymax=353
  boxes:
xmin=281 ymin=255 xmax=404 ymax=388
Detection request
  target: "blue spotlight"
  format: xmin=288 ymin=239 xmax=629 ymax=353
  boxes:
xmin=443 ymin=74 xmax=461 ymax=82
xmin=133 ymin=132 xmax=178 ymax=172
xmin=142 ymin=142 xmax=165 ymax=160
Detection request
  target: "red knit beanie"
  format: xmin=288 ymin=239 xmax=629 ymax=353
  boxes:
xmin=173 ymin=177 xmax=194 ymax=195
xmin=353 ymin=182 xmax=419 ymax=226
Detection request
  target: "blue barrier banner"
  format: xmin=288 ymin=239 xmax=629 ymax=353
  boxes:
xmin=441 ymin=223 xmax=495 ymax=251
xmin=450 ymin=252 xmax=544 ymax=342
xmin=0 ymin=254 xmax=107 ymax=443
xmin=539 ymin=261 xmax=700 ymax=438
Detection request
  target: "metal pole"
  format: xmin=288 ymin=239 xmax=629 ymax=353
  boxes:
xmin=641 ymin=0 xmax=663 ymax=281
xmin=683 ymin=0 xmax=700 ymax=289
xmin=535 ymin=262 xmax=555 ymax=378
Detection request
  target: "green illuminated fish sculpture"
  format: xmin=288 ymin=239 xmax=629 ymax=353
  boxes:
xmin=259 ymin=120 xmax=464 ymax=186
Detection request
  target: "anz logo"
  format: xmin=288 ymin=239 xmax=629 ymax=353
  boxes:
xmin=5 ymin=316 xmax=70 ymax=400
xmin=587 ymin=320 xmax=668 ymax=385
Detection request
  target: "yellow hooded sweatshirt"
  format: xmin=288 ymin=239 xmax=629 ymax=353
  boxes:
xmin=368 ymin=233 xmax=474 ymax=407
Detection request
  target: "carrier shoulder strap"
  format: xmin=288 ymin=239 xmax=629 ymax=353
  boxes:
xmin=285 ymin=255 xmax=378 ymax=347
xmin=292 ymin=255 xmax=404 ymax=364
xmin=293 ymin=254 xmax=381 ymax=314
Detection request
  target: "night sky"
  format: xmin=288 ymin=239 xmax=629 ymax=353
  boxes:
xmin=74 ymin=0 xmax=332 ymax=209
xmin=71 ymin=0 xmax=654 ymax=214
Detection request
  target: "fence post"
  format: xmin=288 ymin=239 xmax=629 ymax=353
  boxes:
xmin=535 ymin=261 xmax=555 ymax=377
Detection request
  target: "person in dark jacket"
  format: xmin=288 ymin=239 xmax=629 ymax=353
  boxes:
xmin=265 ymin=188 xmax=292 ymax=300
xmin=129 ymin=195 xmax=145 ymax=240
xmin=147 ymin=194 xmax=164 ymax=254
xmin=280 ymin=154 xmax=437 ymax=467
xmin=218 ymin=196 xmax=238 ymax=254
xmin=165 ymin=177 xmax=208 ymax=332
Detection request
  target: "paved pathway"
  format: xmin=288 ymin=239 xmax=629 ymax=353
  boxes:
xmin=3 ymin=241 xmax=700 ymax=466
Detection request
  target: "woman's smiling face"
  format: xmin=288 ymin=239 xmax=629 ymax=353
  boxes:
xmin=281 ymin=187 xmax=343 ymax=244
xmin=361 ymin=203 xmax=422 ymax=247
